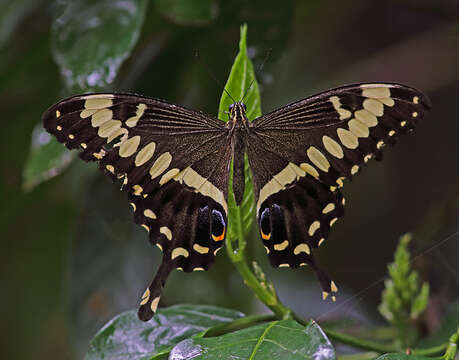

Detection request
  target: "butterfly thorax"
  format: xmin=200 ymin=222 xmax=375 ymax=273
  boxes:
xmin=227 ymin=102 xmax=250 ymax=205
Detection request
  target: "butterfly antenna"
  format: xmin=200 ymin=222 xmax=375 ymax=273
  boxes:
xmin=194 ymin=51 xmax=236 ymax=104
xmin=241 ymin=47 xmax=272 ymax=103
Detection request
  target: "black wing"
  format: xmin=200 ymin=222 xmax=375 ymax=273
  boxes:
xmin=43 ymin=93 xmax=231 ymax=321
xmin=247 ymin=83 xmax=430 ymax=300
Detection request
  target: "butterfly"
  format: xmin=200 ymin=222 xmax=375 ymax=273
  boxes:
xmin=43 ymin=82 xmax=430 ymax=321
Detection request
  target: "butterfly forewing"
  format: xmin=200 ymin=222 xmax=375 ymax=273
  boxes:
xmin=43 ymin=93 xmax=231 ymax=321
xmin=248 ymin=82 xmax=430 ymax=299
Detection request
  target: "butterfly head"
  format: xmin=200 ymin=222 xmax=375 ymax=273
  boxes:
xmin=228 ymin=102 xmax=248 ymax=128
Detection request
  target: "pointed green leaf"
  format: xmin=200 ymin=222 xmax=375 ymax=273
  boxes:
xmin=86 ymin=305 xmax=244 ymax=360
xmin=51 ymin=0 xmax=148 ymax=92
xmin=22 ymin=125 xmax=74 ymax=191
xmin=219 ymin=24 xmax=260 ymax=247
xmin=170 ymin=320 xmax=335 ymax=360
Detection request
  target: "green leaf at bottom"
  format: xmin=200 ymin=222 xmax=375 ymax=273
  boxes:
xmin=86 ymin=305 xmax=244 ymax=360
xmin=170 ymin=320 xmax=335 ymax=360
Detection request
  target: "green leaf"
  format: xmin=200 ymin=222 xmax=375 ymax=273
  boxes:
xmin=22 ymin=125 xmax=74 ymax=191
xmin=220 ymin=24 xmax=260 ymax=249
xmin=170 ymin=320 xmax=335 ymax=360
xmin=86 ymin=305 xmax=244 ymax=360
xmin=155 ymin=0 xmax=218 ymax=26
xmin=51 ymin=0 xmax=148 ymax=92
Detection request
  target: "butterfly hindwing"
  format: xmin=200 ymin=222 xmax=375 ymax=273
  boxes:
xmin=248 ymin=83 xmax=430 ymax=299
xmin=43 ymin=93 xmax=231 ymax=321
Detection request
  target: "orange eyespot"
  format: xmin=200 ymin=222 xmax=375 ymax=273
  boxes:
xmin=212 ymin=228 xmax=225 ymax=242
xmin=261 ymin=231 xmax=271 ymax=240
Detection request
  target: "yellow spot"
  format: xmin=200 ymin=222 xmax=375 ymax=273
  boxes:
xmin=141 ymin=224 xmax=150 ymax=232
xmin=119 ymin=135 xmax=141 ymax=158
xmin=364 ymin=154 xmax=372 ymax=163
xmin=377 ymin=140 xmax=384 ymax=149
xmin=56 ymin=125 xmax=62 ymax=131
xmin=331 ymin=281 xmax=338 ymax=292
xmin=135 ymin=142 xmax=156 ymax=167
xmin=56 ymin=110 xmax=61 ymax=117
xmin=160 ymin=226 xmax=172 ymax=240
xmin=81 ymin=143 xmax=87 ymax=149
xmin=363 ymin=98 xmax=384 ymax=116
xmin=294 ymin=243 xmax=311 ymax=255
xmin=193 ymin=267 xmax=205 ymax=271
xmin=348 ymin=118 xmax=369 ymax=138
xmin=144 ymin=209 xmax=156 ymax=219
xmin=351 ymin=165 xmax=359 ymax=175
xmin=329 ymin=96 xmax=352 ymax=120
xmin=126 ymin=103 xmax=147 ymax=127
xmin=91 ymin=108 xmax=113 ymax=127
xmin=107 ymin=127 xmax=128 ymax=144
xmin=214 ymin=247 xmax=223 ymax=256
xmin=193 ymin=243 xmax=209 ymax=254
xmin=330 ymin=218 xmax=338 ymax=227
xmin=98 ymin=120 xmax=122 ymax=138
xmin=355 ymin=109 xmax=378 ymax=127
xmin=360 ymin=84 xmax=391 ymax=98
xmin=332 ymin=296 xmax=336 ymax=302
xmin=337 ymin=128 xmax=358 ymax=149
xmin=322 ymin=291 xmax=329 ymax=300
xmin=106 ymin=164 xmax=115 ymax=173
xmin=318 ymin=238 xmax=325 ymax=246
xmin=274 ymin=240 xmax=289 ymax=251
xmin=83 ymin=95 xmax=113 ymax=109
xmin=412 ymin=111 xmax=418 ymax=118
xmin=379 ymin=97 xmax=395 ymax=107
xmin=156 ymin=243 xmax=163 ymax=251
xmin=159 ymin=168 xmax=180 ymax=186
xmin=400 ymin=121 xmax=407 ymax=127
xmin=132 ymin=184 xmax=143 ymax=196
xmin=300 ymin=163 xmax=319 ymax=179
xmin=330 ymin=186 xmax=337 ymax=192
xmin=261 ymin=231 xmax=271 ymax=240
xmin=308 ymin=221 xmax=320 ymax=236
xmin=278 ymin=263 xmax=290 ymax=268
xmin=93 ymin=149 xmax=106 ymax=159
xmin=388 ymin=130 xmax=396 ymax=137
xmin=68 ymin=134 xmax=74 ymax=139
xmin=342 ymin=198 xmax=346 ymax=205
xmin=307 ymin=147 xmax=330 ymax=172
xmin=150 ymin=296 xmax=160 ymax=312
xmin=322 ymin=203 xmax=335 ymax=214
xmin=130 ymin=202 xmax=136 ymax=212
xmin=336 ymin=177 xmax=345 ymax=187
xmin=140 ymin=288 xmax=150 ymax=305
xmin=264 ymin=246 xmax=270 ymax=254
xmin=299 ymin=262 xmax=308 ymax=267
xmin=322 ymin=135 xmax=344 ymax=159
xmin=150 ymin=152 xmax=172 ymax=179
xmin=413 ymin=96 xmax=419 ymax=104
xmin=171 ymin=247 xmax=189 ymax=259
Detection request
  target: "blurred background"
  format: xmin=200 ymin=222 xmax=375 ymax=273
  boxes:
xmin=1 ymin=0 xmax=459 ymax=358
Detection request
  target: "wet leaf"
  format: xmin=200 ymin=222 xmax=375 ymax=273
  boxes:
xmin=155 ymin=0 xmax=218 ymax=26
xmin=86 ymin=305 xmax=244 ymax=360
xmin=22 ymin=124 xmax=74 ymax=191
xmin=170 ymin=320 xmax=335 ymax=360
xmin=51 ymin=0 xmax=148 ymax=92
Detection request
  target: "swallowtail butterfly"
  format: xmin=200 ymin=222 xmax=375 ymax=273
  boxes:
xmin=43 ymin=82 xmax=430 ymax=321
